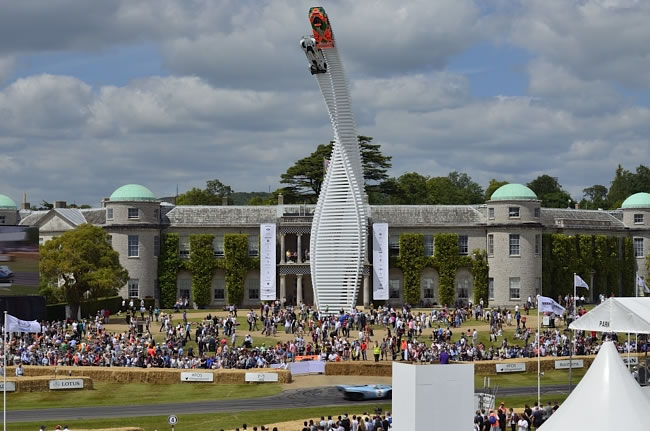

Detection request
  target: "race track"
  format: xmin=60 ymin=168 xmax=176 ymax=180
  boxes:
xmin=6 ymin=385 xmax=571 ymax=423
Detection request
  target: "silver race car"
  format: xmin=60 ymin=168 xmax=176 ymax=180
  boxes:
xmin=300 ymin=36 xmax=328 ymax=74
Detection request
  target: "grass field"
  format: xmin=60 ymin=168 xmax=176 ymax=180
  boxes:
xmin=5 ymin=383 xmax=281 ymax=410
xmin=8 ymin=404 xmax=393 ymax=431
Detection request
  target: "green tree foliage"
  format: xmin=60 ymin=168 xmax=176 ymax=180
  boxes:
xmin=527 ymin=175 xmax=573 ymax=208
xmin=176 ymin=179 xmax=234 ymax=205
xmin=188 ymin=235 xmax=217 ymax=307
xmin=470 ymin=249 xmax=489 ymax=306
xmin=280 ymin=136 xmax=393 ymax=203
xmin=176 ymin=187 xmax=221 ymax=205
xmin=393 ymin=172 xmax=484 ymax=205
xmin=432 ymin=234 xmax=462 ymax=306
xmin=607 ymin=164 xmax=650 ymax=208
xmin=224 ymin=234 xmax=259 ymax=306
xmin=485 ymin=179 xmax=509 ymax=201
xmin=40 ymin=224 xmax=128 ymax=318
xmin=580 ymin=185 xmax=608 ymax=210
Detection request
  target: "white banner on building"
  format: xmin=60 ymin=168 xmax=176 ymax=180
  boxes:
xmin=496 ymin=363 xmax=526 ymax=373
xmin=181 ymin=372 xmax=214 ymax=382
xmin=372 ymin=223 xmax=389 ymax=300
xmin=260 ymin=224 xmax=276 ymax=301
xmin=555 ymin=359 xmax=584 ymax=369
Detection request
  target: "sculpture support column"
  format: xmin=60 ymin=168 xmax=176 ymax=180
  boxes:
xmin=363 ymin=274 xmax=370 ymax=308
xmin=297 ymin=234 xmax=303 ymax=264
xmin=297 ymin=274 xmax=303 ymax=305
xmin=280 ymin=233 xmax=286 ymax=264
xmin=280 ymin=274 xmax=287 ymax=307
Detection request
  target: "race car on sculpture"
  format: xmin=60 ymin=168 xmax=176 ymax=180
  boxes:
xmin=300 ymin=36 xmax=327 ymax=74
xmin=309 ymin=6 xmax=334 ymax=49
xmin=336 ymin=384 xmax=392 ymax=401
xmin=0 ymin=266 xmax=14 ymax=283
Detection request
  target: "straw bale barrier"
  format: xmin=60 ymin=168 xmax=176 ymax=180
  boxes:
xmin=4 ymin=376 xmax=93 ymax=392
xmin=5 ymin=366 xmax=291 ymax=384
xmin=76 ymin=428 xmax=143 ymax=431
xmin=324 ymin=352 xmax=644 ymax=377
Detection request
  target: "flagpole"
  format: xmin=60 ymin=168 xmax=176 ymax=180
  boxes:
xmin=537 ymin=304 xmax=541 ymax=406
xmin=3 ymin=310 xmax=6 ymax=431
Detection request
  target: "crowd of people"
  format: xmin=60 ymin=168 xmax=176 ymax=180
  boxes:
xmin=1 ymin=296 xmax=645 ymax=371
xmin=474 ymin=400 xmax=558 ymax=431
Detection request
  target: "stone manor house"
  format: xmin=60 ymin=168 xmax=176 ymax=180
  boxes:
xmin=1 ymin=183 xmax=649 ymax=308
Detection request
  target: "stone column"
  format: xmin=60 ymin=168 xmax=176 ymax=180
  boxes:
xmin=280 ymin=274 xmax=286 ymax=306
xmin=297 ymin=274 xmax=303 ymax=305
xmin=363 ymin=273 xmax=370 ymax=308
xmin=280 ymin=233 xmax=286 ymax=264
xmin=297 ymin=234 xmax=303 ymax=264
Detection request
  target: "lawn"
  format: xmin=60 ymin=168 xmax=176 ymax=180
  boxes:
xmin=8 ymin=404 xmax=393 ymax=431
xmin=5 ymin=382 xmax=281 ymax=410
xmin=474 ymin=368 xmax=587 ymax=388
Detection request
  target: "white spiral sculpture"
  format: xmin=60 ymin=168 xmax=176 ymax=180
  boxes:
xmin=300 ymin=7 xmax=367 ymax=312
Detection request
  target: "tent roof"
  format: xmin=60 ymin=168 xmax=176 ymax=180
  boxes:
xmin=539 ymin=342 xmax=649 ymax=430
xmin=569 ymin=297 xmax=650 ymax=334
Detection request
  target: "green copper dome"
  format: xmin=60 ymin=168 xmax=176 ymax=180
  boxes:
xmin=0 ymin=194 xmax=17 ymax=210
xmin=490 ymin=184 xmax=537 ymax=201
xmin=109 ymin=184 xmax=157 ymax=202
xmin=621 ymin=192 xmax=650 ymax=209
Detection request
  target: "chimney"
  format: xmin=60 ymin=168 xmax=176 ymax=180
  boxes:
xmin=53 ymin=201 xmax=66 ymax=209
xmin=277 ymin=193 xmax=284 ymax=206
xmin=21 ymin=192 xmax=30 ymax=210
xmin=101 ymin=197 xmax=110 ymax=208
xmin=575 ymin=202 xmax=580 ymax=210
xmin=222 ymin=196 xmax=228 ymax=206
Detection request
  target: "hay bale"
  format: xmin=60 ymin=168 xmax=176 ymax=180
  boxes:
xmin=10 ymin=376 xmax=93 ymax=392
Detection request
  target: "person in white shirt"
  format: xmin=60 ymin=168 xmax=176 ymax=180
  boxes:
xmin=517 ymin=416 xmax=529 ymax=431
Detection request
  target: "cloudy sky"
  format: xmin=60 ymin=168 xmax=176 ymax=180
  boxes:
xmin=1 ymin=0 xmax=650 ymax=207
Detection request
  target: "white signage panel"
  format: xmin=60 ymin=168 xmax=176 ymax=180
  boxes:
xmin=49 ymin=379 xmax=84 ymax=390
xmin=372 ymin=223 xmax=389 ymax=300
xmin=0 ymin=382 xmax=16 ymax=392
xmin=555 ymin=359 xmax=584 ymax=369
xmin=181 ymin=372 xmax=214 ymax=382
xmin=496 ymin=363 xmax=526 ymax=373
xmin=245 ymin=372 xmax=279 ymax=383
xmin=260 ymin=224 xmax=277 ymax=300
xmin=622 ymin=357 xmax=639 ymax=366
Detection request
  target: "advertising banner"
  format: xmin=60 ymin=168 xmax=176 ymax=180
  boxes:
xmin=180 ymin=372 xmax=214 ymax=382
xmin=49 ymin=379 xmax=84 ymax=390
xmin=245 ymin=372 xmax=279 ymax=382
xmin=260 ymin=224 xmax=276 ymax=300
xmin=555 ymin=359 xmax=584 ymax=369
xmin=0 ymin=382 xmax=15 ymax=392
xmin=372 ymin=223 xmax=389 ymax=300
xmin=496 ymin=363 xmax=526 ymax=373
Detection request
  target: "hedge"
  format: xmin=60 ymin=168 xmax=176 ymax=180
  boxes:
xmin=80 ymin=296 xmax=122 ymax=318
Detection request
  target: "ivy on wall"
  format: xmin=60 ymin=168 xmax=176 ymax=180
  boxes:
xmin=394 ymin=233 xmax=486 ymax=307
xmin=396 ymin=234 xmax=427 ymax=305
xmin=188 ymin=234 xmax=217 ymax=307
xmin=542 ymin=233 xmax=634 ymax=299
xmin=224 ymin=234 xmax=259 ymax=306
xmin=158 ymin=233 xmax=182 ymax=308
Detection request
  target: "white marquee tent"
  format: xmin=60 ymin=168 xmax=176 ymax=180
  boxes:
xmin=569 ymin=297 xmax=650 ymax=333
xmin=539 ymin=341 xmax=650 ymax=430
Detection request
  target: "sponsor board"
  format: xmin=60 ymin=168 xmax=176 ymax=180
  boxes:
xmin=0 ymin=382 xmax=16 ymax=392
xmin=245 ymin=372 xmax=279 ymax=383
xmin=496 ymin=363 xmax=526 ymax=373
xmin=555 ymin=359 xmax=584 ymax=369
xmin=180 ymin=372 xmax=214 ymax=382
xmin=49 ymin=379 xmax=84 ymax=390
xmin=622 ymin=357 xmax=639 ymax=366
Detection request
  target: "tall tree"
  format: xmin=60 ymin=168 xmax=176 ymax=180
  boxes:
xmin=485 ymin=179 xmax=509 ymax=201
xmin=607 ymin=165 xmax=635 ymax=208
xmin=396 ymin=172 xmax=429 ymax=204
xmin=527 ymin=175 xmax=572 ymax=208
xmin=280 ymin=136 xmax=393 ymax=203
xmin=40 ymin=224 xmax=128 ymax=318
xmin=580 ymin=185 xmax=608 ymax=209
xmin=446 ymin=171 xmax=484 ymax=204
xmin=206 ymin=179 xmax=234 ymax=199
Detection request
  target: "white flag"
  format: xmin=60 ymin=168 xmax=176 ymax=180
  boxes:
xmin=5 ymin=314 xmax=41 ymax=333
xmin=538 ymin=295 xmax=566 ymax=315
xmin=574 ymin=274 xmax=589 ymax=290
xmin=640 ymin=274 xmax=650 ymax=294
